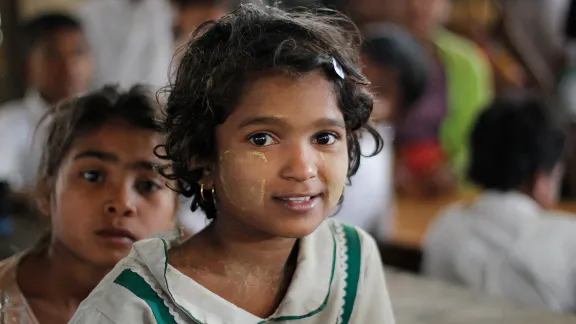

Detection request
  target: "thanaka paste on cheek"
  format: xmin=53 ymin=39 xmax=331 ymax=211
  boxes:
xmin=218 ymin=150 xmax=269 ymax=211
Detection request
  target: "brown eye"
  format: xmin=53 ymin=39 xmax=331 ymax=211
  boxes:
xmin=81 ymin=170 xmax=104 ymax=183
xmin=313 ymin=132 xmax=338 ymax=145
xmin=136 ymin=180 xmax=161 ymax=194
xmin=249 ymin=133 xmax=275 ymax=146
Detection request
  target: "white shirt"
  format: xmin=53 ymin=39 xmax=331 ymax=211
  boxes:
xmin=70 ymin=220 xmax=395 ymax=323
xmin=336 ymin=124 xmax=395 ymax=241
xmin=76 ymin=0 xmax=174 ymax=90
xmin=0 ymin=91 xmax=49 ymax=191
xmin=423 ymin=191 xmax=576 ymax=312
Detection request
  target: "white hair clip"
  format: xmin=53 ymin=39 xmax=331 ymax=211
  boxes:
xmin=332 ymin=57 xmax=345 ymax=80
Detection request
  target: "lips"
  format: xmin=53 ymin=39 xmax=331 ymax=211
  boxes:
xmin=95 ymin=228 xmax=137 ymax=246
xmin=273 ymin=193 xmax=322 ymax=213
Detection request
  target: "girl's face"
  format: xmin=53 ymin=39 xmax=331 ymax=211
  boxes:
xmin=44 ymin=120 xmax=177 ymax=268
xmin=207 ymin=72 xmax=348 ymax=238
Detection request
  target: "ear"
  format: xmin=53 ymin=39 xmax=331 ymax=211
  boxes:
xmin=200 ymin=167 xmax=216 ymax=189
xmin=190 ymin=157 xmax=216 ymax=188
xmin=532 ymin=168 xmax=562 ymax=209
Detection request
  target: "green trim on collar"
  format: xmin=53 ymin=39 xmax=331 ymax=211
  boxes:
xmin=157 ymin=224 xmax=340 ymax=323
xmin=340 ymin=224 xmax=362 ymax=324
xmin=114 ymin=269 xmax=176 ymax=324
xmin=161 ymin=239 xmax=204 ymax=324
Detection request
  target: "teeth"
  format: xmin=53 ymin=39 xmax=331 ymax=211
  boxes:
xmin=122 ymin=237 xmax=135 ymax=243
xmin=282 ymin=196 xmax=311 ymax=202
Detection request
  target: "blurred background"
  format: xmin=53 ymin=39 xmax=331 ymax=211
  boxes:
xmin=3 ymin=0 xmax=576 ymax=321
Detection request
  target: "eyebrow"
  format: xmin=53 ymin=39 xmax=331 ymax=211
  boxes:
xmin=238 ymin=116 xmax=346 ymax=129
xmin=73 ymin=150 xmax=156 ymax=170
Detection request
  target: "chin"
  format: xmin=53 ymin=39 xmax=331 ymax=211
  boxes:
xmin=267 ymin=216 xmax=326 ymax=239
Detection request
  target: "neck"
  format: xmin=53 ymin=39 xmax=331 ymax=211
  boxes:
xmin=195 ymin=217 xmax=298 ymax=273
xmin=19 ymin=240 xmax=111 ymax=308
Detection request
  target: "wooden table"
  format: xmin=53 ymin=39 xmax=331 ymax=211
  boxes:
xmin=387 ymin=268 xmax=576 ymax=323
xmin=391 ymin=192 xmax=576 ymax=248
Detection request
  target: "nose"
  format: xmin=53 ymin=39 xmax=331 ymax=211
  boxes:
xmin=104 ymin=184 xmax=136 ymax=217
xmin=280 ymin=142 xmax=318 ymax=182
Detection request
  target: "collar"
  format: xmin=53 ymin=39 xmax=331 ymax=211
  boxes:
xmin=133 ymin=220 xmax=337 ymax=323
xmin=473 ymin=191 xmax=542 ymax=221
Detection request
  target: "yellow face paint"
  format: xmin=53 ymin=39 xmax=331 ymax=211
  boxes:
xmin=249 ymin=151 xmax=268 ymax=162
xmin=217 ymin=150 xmax=269 ymax=211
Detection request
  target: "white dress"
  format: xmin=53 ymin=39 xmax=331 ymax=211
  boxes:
xmin=70 ymin=220 xmax=395 ymax=323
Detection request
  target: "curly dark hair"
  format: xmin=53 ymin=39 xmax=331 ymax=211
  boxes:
xmin=158 ymin=4 xmax=382 ymax=219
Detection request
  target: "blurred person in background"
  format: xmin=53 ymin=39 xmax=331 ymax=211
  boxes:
xmin=423 ymin=96 xmax=576 ymax=312
xmin=447 ymin=0 xmax=528 ymax=93
xmin=335 ymin=24 xmax=428 ymax=240
xmin=350 ymin=0 xmax=494 ymax=196
xmin=0 ymin=86 xmax=177 ymax=323
xmin=76 ymin=0 xmax=173 ymax=90
xmin=172 ymin=0 xmax=232 ymax=50
xmin=501 ymin=0 xmax=570 ymax=96
xmin=0 ymin=13 xmax=92 ymax=195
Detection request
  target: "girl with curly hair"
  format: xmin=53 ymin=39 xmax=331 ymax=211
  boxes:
xmin=71 ymin=4 xmax=395 ymax=323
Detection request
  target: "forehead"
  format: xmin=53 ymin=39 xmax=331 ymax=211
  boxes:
xmin=226 ymin=71 xmax=343 ymax=124
xmin=66 ymin=120 xmax=161 ymax=161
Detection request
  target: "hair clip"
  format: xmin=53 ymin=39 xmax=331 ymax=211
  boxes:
xmin=332 ymin=57 xmax=345 ymax=80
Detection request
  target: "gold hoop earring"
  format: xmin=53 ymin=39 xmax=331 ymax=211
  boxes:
xmin=200 ymin=184 xmax=215 ymax=202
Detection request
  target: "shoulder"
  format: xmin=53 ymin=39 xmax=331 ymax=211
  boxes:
xmin=0 ymin=100 xmax=29 ymax=125
xmin=425 ymin=202 xmax=468 ymax=237
xmin=522 ymin=211 xmax=576 ymax=246
xmin=435 ymin=29 xmax=491 ymax=77
xmin=71 ymin=239 xmax=169 ymax=323
xmin=434 ymin=29 xmax=484 ymax=59
xmin=325 ymin=219 xmax=380 ymax=262
xmin=0 ymin=252 xmax=25 ymax=289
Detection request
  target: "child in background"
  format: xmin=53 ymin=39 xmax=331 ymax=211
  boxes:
xmin=336 ymin=24 xmax=429 ymax=240
xmin=71 ymin=5 xmax=395 ymax=323
xmin=423 ymin=96 xmax=576 ymax=312
xmin=0 ymin=86 xmax=177 ymax=323
xmin=0 ymin=13 xmax=93 ymax=194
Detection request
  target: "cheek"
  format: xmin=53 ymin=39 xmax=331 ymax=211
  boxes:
xmin=51 ymin=180 xmax=95 ymax=242
xmin=320 ymin=151 xmax=348 ymax=207
xmin=139 ymin=193 xmax=177 ymax=232
xmin=216 ymin=150 xmax=269 ymax=210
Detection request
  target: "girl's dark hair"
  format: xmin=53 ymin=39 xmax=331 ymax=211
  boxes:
xmin=158 ymin=4 xmax=382 ymax=219
xmin=362 ymin=24 xmax=429 ymax=110
xmin=33 ymin=85 xmax=163 ymax=252
xmin=38 ymin=85 xmax=162 ymax=184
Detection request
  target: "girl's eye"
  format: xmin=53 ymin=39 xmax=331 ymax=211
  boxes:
xmin=313 ymin=132 xmax=339 ymax=145
xmin=81 ymin=170 xmax=104 ymax=183
xmin=248 ymin=133 xmax=276 ymax=146
xmin=136 ymin=180 xmax=162 ymax=194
